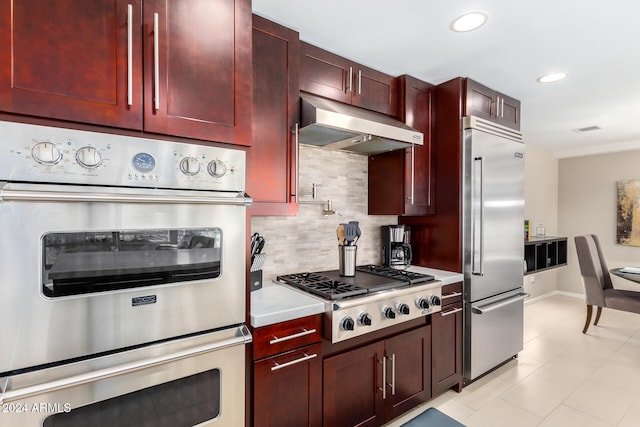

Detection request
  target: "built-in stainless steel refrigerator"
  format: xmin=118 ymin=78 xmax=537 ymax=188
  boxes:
xmin=462 ymin=116 xmax=529 ymax=383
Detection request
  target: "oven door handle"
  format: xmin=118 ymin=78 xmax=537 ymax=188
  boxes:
xmin=0 ymin=326 xmax=252 ymax=403
xmin=0 ymin=184 xmax=252 ymax=206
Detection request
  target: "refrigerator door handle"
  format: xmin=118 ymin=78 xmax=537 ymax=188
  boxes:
xmin=471 ymin=156 xmax=485 ymax=275
xmin=471 ymin=293 xmax=530 ymax=314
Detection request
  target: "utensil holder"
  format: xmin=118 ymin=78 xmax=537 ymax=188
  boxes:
xmin=338 ymin=245 xmax=357 ymax=277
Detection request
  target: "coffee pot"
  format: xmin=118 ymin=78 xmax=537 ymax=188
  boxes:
xmin=381 ymin=225 xmax=412 ymax=268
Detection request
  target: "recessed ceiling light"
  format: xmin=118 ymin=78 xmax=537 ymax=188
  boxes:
xmin=537 ymin=72 xmax=568 ymax=83
xmin=573 ymin=125 xmax=602 ymax=133
xmin=451 ymin=11 xmax=488 ymax=32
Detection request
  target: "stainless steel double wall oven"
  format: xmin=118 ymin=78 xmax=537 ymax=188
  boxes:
xmin=0 ymin=121 xmax=251 ymax=426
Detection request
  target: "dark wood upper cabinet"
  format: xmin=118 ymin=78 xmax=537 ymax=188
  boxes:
xmin=0 ymin=0 xmax=252 ymax=146
xmin=249 ymin=14 xmax=299 ymax=216
xmin=300 ymin=42 xmax=397 ymax=116
xmin=369 ymin=75 xmax=435 ymax=216
xmin=143 ymin=0 xmax=252 ymax=145
xmin=0 ymin=0 xmax=143 ymax=130
xmin=465 ymin=78 xmax=521 ymax=130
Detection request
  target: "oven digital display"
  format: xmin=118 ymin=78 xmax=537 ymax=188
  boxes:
xmin=132 ymin=152 xmax=156 ymax=172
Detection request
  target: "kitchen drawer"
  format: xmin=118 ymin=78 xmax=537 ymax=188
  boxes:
xmin=253 ymin=314 xmax=322 ymax=360
xmin=441 ymin=282 xmax=462 ymax=306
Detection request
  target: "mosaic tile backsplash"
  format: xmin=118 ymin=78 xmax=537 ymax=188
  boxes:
xmin=251 ymin=145 xmax=398 ymax=281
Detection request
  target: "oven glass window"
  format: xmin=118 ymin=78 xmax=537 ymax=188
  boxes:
xmin=42 ymin=229 xmax=221 ymax=297
xmin=43 ymin=369 xmax=221 ymax=427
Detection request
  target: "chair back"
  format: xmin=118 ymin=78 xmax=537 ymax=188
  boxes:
xmin=574 ymin=234 xmax=612 ymax=306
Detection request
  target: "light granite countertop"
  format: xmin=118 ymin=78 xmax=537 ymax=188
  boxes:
xmin=250 ymin=266 xmax=463 ymax=328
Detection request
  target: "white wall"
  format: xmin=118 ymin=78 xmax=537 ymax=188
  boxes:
xmin=558 ymin=149 xmax=640 ymax=294
xmin=524 ymin=144 xmax=560 ymax=299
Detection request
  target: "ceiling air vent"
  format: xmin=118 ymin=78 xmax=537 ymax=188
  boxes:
xmin=573 ymin=125 xmax=602 ymax=133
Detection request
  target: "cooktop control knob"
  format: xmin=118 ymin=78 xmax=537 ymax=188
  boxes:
xmin=416 ymin=298 xmax=430 ymax=310
xmin=340 ymin=316 xmax=355 ymax=331
xmin=359 ymin=313 xmax=373 ymax=326
xmin=180 ymin=157 xmax=201 ymax=176
xmin=397 ymin=303 xmax=410 ymax=315
xmin=207 ymin=159 xmax=227 ymax=178
xmin=429 ymin=295 xmax=442 ymax=306
xmin=75 ymin=146 xmax=102 ymax=169
xmin=32 ymin=142 xmax=63 ymax=165
xmin=383 ymin=307 xmax=396 ymax=320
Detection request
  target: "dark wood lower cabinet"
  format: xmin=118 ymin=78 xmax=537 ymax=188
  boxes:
xmin=323 ymin=326 xmax=431 ymax=427
xmin=432 ymin=282 xmax=463 ymax=396
xmin=254 ymin=343 xmax=322 ymax=427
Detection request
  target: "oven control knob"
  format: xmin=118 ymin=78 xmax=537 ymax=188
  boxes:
xmin=429 ymin=295 xmax=442 ymax=306
xmin=75 ymin=146 xmax=103 ymax=169
xmin=383 ymin=307 xmax=396 ymax=319
xmin=340 ymin=317 xmax=355 ymax=331
xmin=397 ymin=303 xmax=410 ymax=315
xmin=416 ymin=298 xmax=430 ymax=310
xmin=207 ymin=159 xmax=227 ymax=178
xmin=359 ymin=313 xmax=373 ymax=326
xmin=180 ymin=157 xmax=201 ymax=176
xmin=32 ymin=142 xmax=63 ymax=165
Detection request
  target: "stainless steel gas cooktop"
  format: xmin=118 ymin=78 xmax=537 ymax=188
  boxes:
xmin=277 ymin=265 xmax=441 ymax=343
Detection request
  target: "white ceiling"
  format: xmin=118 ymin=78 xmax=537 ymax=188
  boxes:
xmin=252 ymin=0 xmax=640 ymax=158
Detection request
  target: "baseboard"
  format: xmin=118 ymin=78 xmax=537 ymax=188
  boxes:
xmin=525 ymin=290 xmax=584 ymax=305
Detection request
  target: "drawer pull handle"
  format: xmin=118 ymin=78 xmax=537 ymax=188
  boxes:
xmin=269 ymin=328 xmax=317 ymax=345
xmin=271 ymin=353 xmax=317 ymax=371
xmin=442 ymin=291 xmax=463 ymax=299
xmin=441 ymin=307 xmax=463 ymax=317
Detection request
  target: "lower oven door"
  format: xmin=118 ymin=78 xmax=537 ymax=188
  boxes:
xmin=0 ymin=326 xmax=251 ymax=427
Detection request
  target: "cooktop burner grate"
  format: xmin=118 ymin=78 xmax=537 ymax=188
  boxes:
xmin=355 ymin=265 xmax=435 ymax=284
xmin=276 ymin=273 xmax=367 ymax=300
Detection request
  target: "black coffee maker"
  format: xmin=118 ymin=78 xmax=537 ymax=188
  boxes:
xmin=381 ymin=225 xmax=412 ymax=268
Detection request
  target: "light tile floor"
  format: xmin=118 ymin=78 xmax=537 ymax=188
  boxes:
xmin=384 ymin=294 xmax=640 ymax=426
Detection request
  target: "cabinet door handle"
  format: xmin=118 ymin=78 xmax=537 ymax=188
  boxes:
xmin=271 ymin=353 xmax=317 ymax=371
xmin=390 ymin=353 xmax=396 ymax=396
xmin=442 ymin=291 xmax=463 ymax=300
xmin=153 ymin=12 xmax=160 ymax=111
xmin=347 ymin=66 xmax=353 ymax=93
xmin=358 ymin=69 xmax=362 ymax=95
xmin=410 ymin=144 xmax=415 ymax=204
xmin=269 ymin=328 xmax=316 ymax=344
xmin=501 ymin=97 xmax=505 ymax=117
xmin=379 ymin=356 xmax=387 ymax=400
xmin=127 ymin=4 xmax=133 ymax=106
xmin=292 ymin=123 xmax=299 ymax=203
xmin=441 ymin=307 xmax=463 ymax=317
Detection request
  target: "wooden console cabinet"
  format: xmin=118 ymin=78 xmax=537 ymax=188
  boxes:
xmin=524 ymin=236 xmax=568 ymax=275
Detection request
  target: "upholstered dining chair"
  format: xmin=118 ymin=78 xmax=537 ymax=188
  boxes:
xmin=574 ymin=234 xmax=640 ymax=333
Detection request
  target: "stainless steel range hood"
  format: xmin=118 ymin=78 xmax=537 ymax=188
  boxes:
xmin=299 ymin=93 xmax=423 ymax=155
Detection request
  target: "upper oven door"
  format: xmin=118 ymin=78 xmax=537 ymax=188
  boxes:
xmin=0 ymin=182 xmax=250 ymax=374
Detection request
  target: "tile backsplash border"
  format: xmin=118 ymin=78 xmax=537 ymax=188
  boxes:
xmin=250 ymin=145 xmax=397 ymax=281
